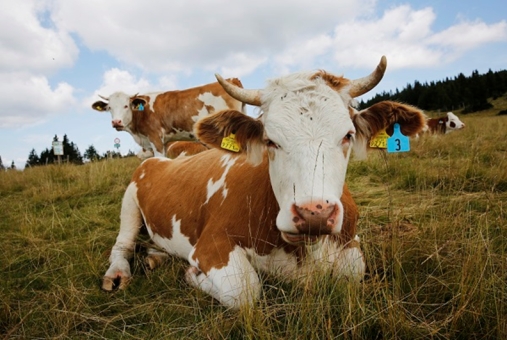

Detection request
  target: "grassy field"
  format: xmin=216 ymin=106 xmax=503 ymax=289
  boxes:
xmin=1 ymin=104 xmax=507 ymax=339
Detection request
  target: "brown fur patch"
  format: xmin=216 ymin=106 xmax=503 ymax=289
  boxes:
xmin=427 ymin=117 xmax=448 ymax=134
xmin=311 ymin=71 xmax=351 ymax=92
xmin=195 ymin=109 xmax=264 ymax=153
xmin=353 ymin=101 xmax=427 ymax=141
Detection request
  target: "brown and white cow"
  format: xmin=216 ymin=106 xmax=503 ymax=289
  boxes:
xmin=102 ymin=56 xmax=427 ymax=309
xmin=426 ymin=111 xmax=465 ymax=134
xmin=91 ymin=79 xmax=245 ymax=158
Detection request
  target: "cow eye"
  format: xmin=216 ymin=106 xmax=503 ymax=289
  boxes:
xmin=342 ymin=132 xmax=354 ymax=144
xmin=124 ymin=105 xmax=128 ymax=109
xmin=265 ymin=139 xmax=279 ymax=149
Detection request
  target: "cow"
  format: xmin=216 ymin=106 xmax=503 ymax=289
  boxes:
xmin=102 ymin=56 xmax=427 ymax=309
xmin=91 ymin=79 xmax=245 ymax=159
xmin=426 ymin=112 xmax=465 ymax=134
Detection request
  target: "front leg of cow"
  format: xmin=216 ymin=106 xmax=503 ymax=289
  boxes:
xmin=325 ymin=236 xmax=366 ymax=281
xmin=185 ymin=246 xmax=261 ymax=310
xmin=102 ymin=183 xmax=142 ymax=291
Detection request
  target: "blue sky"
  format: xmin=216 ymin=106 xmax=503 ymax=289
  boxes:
xmin=1 ymin=0 xmax=506 ymax=169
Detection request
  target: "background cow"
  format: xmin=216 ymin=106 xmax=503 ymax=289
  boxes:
xmin=102 ymin=56 xmax=427 ymax=309
xmin=426 ymin=111 xmax=465 ymax=134
xmin=91 ymin=79 xmax=245 ymax=158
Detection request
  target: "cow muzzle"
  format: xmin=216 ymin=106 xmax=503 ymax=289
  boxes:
xmin=112 ymin=120 xmax=124 ymax=131
xmin=281 ymin=201 xmax=340 ymax=245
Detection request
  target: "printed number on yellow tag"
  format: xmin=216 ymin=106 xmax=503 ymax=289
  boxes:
xmin=370 ymin=130 xmax=389 ymax=149
xmin=221 ymin=134 xmax=241 ymax=152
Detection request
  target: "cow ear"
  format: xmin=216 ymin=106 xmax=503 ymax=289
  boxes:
xmin=91 ymin=101 xmax=108 ymax=112
xmin=131 ymin=98 xmax=147 ymax=110
xmin=351 ymin=101 xmax=427 ymax=159
xmin=195 ymin=110 xmax=265 ymax=165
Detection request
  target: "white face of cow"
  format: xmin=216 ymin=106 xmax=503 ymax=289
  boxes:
xmin=93 ymin=92 xmax=134 ymax=131
xmin=196 ymin=57 xmax=414 ymax=245
xmin=446 ymin=112 xmax=465 ymax=132
xmin=260 ymin=76 xmax=355 ymax=242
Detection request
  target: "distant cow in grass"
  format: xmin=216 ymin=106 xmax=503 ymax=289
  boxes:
xmin=102 ymin=56 xmax=427 ymax=309
xmin=426 ymin=112 xmax=465 ymax=134
xmin=91 ymin=79 xmax=245 ymax=159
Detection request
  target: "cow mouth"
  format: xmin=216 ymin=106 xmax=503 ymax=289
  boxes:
xmin=281 ymin=232 xmax=320 ymax=245
xmin=113 ymin=126 xmax=124 ymax=131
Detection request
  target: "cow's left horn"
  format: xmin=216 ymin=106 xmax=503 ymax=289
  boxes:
xmin=348 ymin=56 xmax=387 ymax=98
xmin=215 ymin=74 xmax=261 ymax=106
xmin=98 ymin=94 xmax=109 ymax=101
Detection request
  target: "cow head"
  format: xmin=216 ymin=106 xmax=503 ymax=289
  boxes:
xmin=445 ymin=112 xmax=465 ymax=132
xmin=196 ymin=56 xmax=426 ymax=245
xmin=91 ymin=92 xmax=146 ymax=131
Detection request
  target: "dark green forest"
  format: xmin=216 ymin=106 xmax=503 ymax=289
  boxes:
xmin=358 ymin=68 xmax=507 ymax=114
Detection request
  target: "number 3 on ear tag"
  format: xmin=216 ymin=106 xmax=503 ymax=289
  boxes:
xmin=387 ymin=123 xmax=410 ymax=153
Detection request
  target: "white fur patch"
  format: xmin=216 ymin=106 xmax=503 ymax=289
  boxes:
xmin=192 ymin=92 xmax=229 ymax=122
xmin=149 ymin=214 xmax=193 ymax=258
xmin=204 ymin=154 xmax=237 ymax=204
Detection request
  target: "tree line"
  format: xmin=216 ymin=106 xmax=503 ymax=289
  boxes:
xmin=0 ymin=134 xmax=135 ymax=171
xmin=358 ymin=68 xmax=507 ymax=114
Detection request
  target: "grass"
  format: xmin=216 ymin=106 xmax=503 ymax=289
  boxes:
xmin=1 ymin=103 xmax=507 ymax=339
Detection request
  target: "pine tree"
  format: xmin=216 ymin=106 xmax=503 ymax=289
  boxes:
xmin=25 ymin=149 xmax=40 ymax=168
xmin=84 ymin=145 xmax=101 ymax=161
xmin=62 ymin=134 xmax=83 ymax=164
xmin=0 ymin=156 xmax=4 ymax=170
xmin=10 ymin=161 xmax=16 ymax=170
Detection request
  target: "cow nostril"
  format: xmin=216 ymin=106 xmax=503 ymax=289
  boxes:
xmin=293 ymin=216 xmax=300 ymax=223
xmin=316 ymin=204 xmax=322 ymax=209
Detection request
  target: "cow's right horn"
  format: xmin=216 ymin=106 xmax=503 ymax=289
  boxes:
xmin=98 ymin=94 xmax=109 ymax=101
xmin=215 ymin=74 xmax=261 ymax=106
xmin=348 ymin=56 xmax=387 ymax=98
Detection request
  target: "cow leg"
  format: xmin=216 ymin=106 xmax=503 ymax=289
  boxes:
xmin=330 ymin=236 xmax=365 ymax=281
xmin=145 ymin=248 xmax=169 ymax=270
xmin=185 ymin=246 xmax=261 ymax=310
xmin=102 ymin=183 xmax=143 ymax=291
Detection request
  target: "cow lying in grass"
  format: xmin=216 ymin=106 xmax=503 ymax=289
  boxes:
xmin=426 ymin=112 xmax=465 ymax=134
xmin=102 ymin=56 xmax=427 ymax=309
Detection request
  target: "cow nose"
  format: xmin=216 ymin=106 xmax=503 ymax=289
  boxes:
xmin=292 ymin=201 xmax=339 ymax=234
xmin=112 ymin=119 xmax=122 ymax=127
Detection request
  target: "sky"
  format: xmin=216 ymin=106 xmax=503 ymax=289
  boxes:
xmin=1 ymin=0 xmax=506 ymax=169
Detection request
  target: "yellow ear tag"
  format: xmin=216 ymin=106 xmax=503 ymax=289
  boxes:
xmin=221 ymin=133 xmax=241 ymax=152
xmin=370 ymin=129 xmax=389 ymax=149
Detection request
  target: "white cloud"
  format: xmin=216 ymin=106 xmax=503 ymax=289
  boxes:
xmin=84 ymin=68 xmax=153 ymax=107
xmin=0 ymin=72 xmax=75 ymax=129
xmin=51 ymin=0 xmax=374 ymax=74
xmin=327 ymin=5 xmax=507 ymax=70
xmin=0 ymin=0 xmax=78 ymax=74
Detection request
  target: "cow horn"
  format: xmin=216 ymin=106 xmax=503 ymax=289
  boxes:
xmin=98 ymin=94 xmax=109 ymax=101
xmin=348 ymin=56 xmax=387 ymax=98
xmin=130 ymin=93 xmax=139 ymax=99
xmin=215 ymin=74 xmax=261 ymax=106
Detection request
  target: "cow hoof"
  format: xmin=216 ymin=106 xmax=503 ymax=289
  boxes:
xmin=101 ymin=275 xmax=131 ymax=291
xmin=184 ymin=266 xmax=200 ymax=284
xmin=145 ymin=254 xmax=165 ymax=270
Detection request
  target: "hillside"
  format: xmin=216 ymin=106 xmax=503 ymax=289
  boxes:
xmin=1 ymin=106 xmax=507 ymax=338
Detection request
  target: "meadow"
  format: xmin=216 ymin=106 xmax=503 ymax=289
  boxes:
xmin=1 ymin=103 xmax=506 ymax=339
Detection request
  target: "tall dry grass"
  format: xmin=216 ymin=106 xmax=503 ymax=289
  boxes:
xmin=1 ymin=112 xmax=506 ymax=339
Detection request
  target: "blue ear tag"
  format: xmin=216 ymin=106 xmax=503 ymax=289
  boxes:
xmin=138 ymin=103 xmax=144 ymax=111
xmin=387 ymin=123 xmax=410 ymax=153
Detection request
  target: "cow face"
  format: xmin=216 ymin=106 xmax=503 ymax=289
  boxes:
xmin=91 ymin=92 xmax=139 ymax=131
xmin=197 ymin=57 xmax=426 ymax=245
xmin=446 ymin=112 xmax=465 ymax=132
